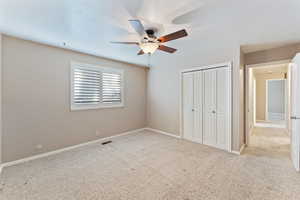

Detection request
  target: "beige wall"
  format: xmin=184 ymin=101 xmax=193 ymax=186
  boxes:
xmin=2 ymin=35 xmax=148 ymax=162
xmin=245 ymin=43 xmax=300 ymax=65
xmin=255 ymin=73 xmax=285 ymax=121
xmin=147 ymin=35 xmax=243 ymax=151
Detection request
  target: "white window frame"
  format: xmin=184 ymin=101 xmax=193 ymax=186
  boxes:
xmin=70 ymin=61 xmax=124 ymax=111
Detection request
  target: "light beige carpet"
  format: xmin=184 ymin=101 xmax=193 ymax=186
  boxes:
xmin=1 ymin=130 xmax=300 ymax=200
xmin=248 ymin=126 xmax=290 ymax=158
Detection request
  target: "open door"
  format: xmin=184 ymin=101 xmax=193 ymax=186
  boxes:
xmin=290 ymin=54 xmax=300 ymax=171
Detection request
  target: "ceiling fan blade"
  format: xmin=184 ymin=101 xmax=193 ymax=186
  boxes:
xmin=158 ymin=29 xmax=188 ymax=43
xmin=158 ymin=45 xmax=177 ymax=53
xmin=137 ymin=50 xmax=144 ymax=55
xmin=129 ymin=19 xmax=145 ymax=36
xmin=110 ymin=41 xmax=139 ymax=45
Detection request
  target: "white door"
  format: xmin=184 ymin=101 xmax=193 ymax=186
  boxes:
xmin=216 ymin=67 xmax=231 ymax=150
xmin=203 ymin=69 xmax=217 ymax=147
xmin=267 ymin=79 xmax=286 ymax=121
xmin=193 ymin=71 xmax=203 ymax=143
xmin=183 ymin=73 xmax=194 ymax=141
xmin=291 ymin=54 xmax=300 ymax=171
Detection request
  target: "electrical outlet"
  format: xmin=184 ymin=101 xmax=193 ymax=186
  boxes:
xmin=35 ymin=144 xmax=43 ymax=150
xmin=95 ymin=130 xmax=100 ymax=136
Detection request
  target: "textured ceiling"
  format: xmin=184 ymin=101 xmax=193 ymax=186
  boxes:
xmin=0 ymin=0 xmax=300 ymax=66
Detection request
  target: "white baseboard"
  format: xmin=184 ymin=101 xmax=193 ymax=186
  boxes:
xmin=0 ymin=128 xmax=146 ymax=170
xmin=145 ymin=127 xmax=181 ymax=139
xmin=231 ymin=151 xmax=240 ymax=155
xmin=231 ymin=144 xmax=246 ymax=155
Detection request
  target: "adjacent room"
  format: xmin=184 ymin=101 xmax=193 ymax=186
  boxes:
xmin=1 ymin=0 xmax=300 ymax=200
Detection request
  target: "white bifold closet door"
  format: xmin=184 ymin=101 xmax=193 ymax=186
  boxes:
xmin=183 ymin=73 xmax=194 ymax=141
xmin=215 ymin=67 xmax=231 ymax=150
xmin=203 ymin=69 xmax=217 ymax=147
xmin=193 ymin=71 xmax=204 ymax=143
xmin=183 ymin=66 xmax=231 ymax=151
xmin=183 ymin=71 xmax=203 ymax=143
xmin=203 ymin=67 xmax=231 ymax=150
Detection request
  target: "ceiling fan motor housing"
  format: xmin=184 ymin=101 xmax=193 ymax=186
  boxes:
xmin=146 ymin=29 xmax=156 ymax=38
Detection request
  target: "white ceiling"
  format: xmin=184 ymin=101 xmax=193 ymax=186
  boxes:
xmin=0 ymin=0 xmax=300 ymax=66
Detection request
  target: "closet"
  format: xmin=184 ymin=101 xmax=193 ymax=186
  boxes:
xmin=182 ymin=64 xmax=232 ymax=151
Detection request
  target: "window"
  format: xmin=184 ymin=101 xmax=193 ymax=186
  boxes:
xmin=71 ymin=62 xmax=124 ymax=110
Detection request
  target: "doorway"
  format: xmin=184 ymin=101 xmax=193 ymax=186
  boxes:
xmin=245 ymin=61 xmax=291 ymax=157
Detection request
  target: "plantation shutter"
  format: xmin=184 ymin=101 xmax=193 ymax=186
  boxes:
xmin=102 ymin=72 xmax=122 ymax=103
xmin=71 ymin=63 xmax=123 ymax=110
xmin=73 ymin=68 xmax=101 ymax=104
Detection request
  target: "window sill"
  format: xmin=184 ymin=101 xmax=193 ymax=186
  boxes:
xmin=70 ymin=104 xmax=124 ymax=111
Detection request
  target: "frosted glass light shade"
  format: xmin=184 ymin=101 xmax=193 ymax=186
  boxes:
xmin=139 ymin=42 xmax=159 ymax=54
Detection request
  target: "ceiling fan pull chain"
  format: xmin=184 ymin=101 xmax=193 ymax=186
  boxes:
xmin=148 ymin=53 xmax=151 ymax=68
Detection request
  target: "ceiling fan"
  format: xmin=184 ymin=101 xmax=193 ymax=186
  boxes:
xmin=111 ymin=19 xmax=188 ymax=55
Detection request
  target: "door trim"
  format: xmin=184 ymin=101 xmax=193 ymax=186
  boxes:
xmin=180 ymin=62 xmax=232 ymax=73
xmin=179 ymin=62 xmax=233 ymax=152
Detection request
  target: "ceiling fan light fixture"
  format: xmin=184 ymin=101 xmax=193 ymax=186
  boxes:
xmin=139 ymin=42 xmax=159 ymax=54
xmin=111 ymin=20 xmax=187 ymax=55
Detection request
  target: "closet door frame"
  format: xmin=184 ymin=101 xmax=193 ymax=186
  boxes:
xmin=179 ymin=62 xmax=232 ymax=152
